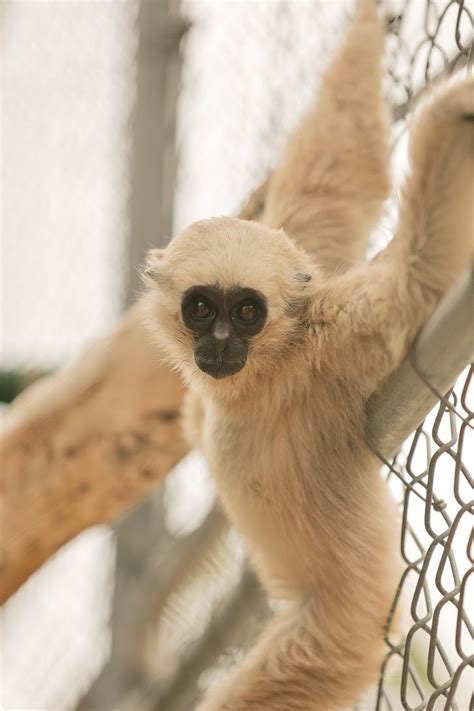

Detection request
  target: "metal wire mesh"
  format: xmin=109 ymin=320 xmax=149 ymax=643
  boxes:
xmin=386 ymin=0 xmax=472 ymax=117
xmin=376 ymin=365 xmax=473 ymax=710
xmin=373 ymin=8 xmax=473 ymax=698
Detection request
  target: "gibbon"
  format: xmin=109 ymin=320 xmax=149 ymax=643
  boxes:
xmin=143 ymin=0 xmax=473 ymax=708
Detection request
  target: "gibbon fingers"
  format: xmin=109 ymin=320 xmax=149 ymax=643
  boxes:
xmin=143 ymin=1 xmax=474 ymax=710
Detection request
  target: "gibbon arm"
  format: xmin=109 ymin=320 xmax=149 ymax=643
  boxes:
xmin=238 ymin=175 xmax=271 ymax=222
xmin=313 ymin=78 xmax=474 ymax=391
xmin=261 ymin=0 xmax=391 ymax=274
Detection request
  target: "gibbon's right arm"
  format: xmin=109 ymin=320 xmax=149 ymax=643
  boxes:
xmin=310 ymin=77 xmax=474 ymax=393
xmin=261 ymin=0 xmax=391 ymax=274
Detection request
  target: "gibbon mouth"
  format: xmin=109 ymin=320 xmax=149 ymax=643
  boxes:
xmin=195 ymin=357 xmax=246 ymax=379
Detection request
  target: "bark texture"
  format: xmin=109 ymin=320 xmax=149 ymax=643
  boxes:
xmin=0 ymin=306 xmax=187 ymax=602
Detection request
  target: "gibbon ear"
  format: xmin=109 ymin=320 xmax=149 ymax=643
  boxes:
xmin=294 ymin=272 xmax=312 ymax=283
xmin=143 ymin=248 xmax=167 ymax=286
xmin=287 ymin=273 xmax=312 ymax=316
xmin=286 ymin=294 xmax=311 ymax=318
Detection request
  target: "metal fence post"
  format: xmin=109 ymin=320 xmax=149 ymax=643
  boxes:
xmin=79 ymin=3 xmax=187 ymax=708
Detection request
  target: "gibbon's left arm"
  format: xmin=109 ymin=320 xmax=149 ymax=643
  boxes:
xmin=238 ymin=175 xmax=271 ymax=223
xmin=311 ymin=78 xmax=474 ymax=393
xmin=261 ymin=0 xmax=391 ymax=275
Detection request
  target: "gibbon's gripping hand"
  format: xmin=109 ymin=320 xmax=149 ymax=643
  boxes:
xmin=309 ymin=77 xmax=474 ymax=393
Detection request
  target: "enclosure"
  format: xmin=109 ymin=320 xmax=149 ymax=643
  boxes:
xmin=1 ymin=0 xmax=473 ymax=710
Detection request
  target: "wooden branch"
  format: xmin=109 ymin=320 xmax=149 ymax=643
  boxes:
xmin=0 ymin=306 xmax=187 ymax=603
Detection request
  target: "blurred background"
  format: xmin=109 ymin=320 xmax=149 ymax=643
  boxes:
xmin=1 ymin=1 xmax=472 ymax=710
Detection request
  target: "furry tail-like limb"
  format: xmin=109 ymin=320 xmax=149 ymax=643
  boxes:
xmin=196 ymin=596 xmax=387 ymax=711
xmin=262 ymin=0 xmax=391 ymax=273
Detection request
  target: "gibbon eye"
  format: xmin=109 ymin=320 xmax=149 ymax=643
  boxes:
xmin=236 ymin=301 xmax=259 ymax=324
xmin=190 ymin=299 xmax=214 ymax=320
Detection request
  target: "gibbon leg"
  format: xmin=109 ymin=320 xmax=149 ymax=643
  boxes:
xmin=196 ymin=591 xmax=389 ymax=711
xmin=313 ymin=78 xmax=474 ymax=389
xmin=261 ymin=0 xmax=391 ymax=274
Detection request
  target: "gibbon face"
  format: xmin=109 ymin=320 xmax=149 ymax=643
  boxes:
xmin=145 ymin=217 xmax=314 ymax=389
xmin=181 ymin=285 xmax=267 ymax=378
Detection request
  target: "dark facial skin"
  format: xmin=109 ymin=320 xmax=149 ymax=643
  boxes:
xmin=181 ymin=285 xmax=267 ymax=379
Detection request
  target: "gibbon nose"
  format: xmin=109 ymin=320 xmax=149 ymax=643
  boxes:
xmin=213 ymin=321 xmax=231 ymax=356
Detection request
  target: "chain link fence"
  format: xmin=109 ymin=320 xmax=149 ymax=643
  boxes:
xmin=1 ymin=1 xmax=472 ymax=710
xmin=376 ymin=5 xmax=473 ymax=705
xmin=377 ymin=365 xmax=473 ymax=710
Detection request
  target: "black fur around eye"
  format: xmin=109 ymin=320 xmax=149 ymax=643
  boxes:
xmin=235 ymin=301 xmax=259 ymax=324
xmin=189 ymin=298 xmax=214 ymax=320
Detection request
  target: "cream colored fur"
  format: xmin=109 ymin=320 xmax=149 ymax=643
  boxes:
xmin=143 ymin=0 xmax=473 ymax=708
